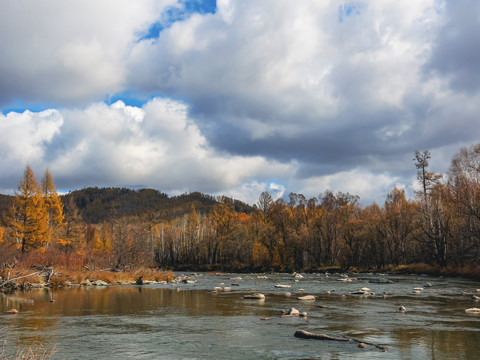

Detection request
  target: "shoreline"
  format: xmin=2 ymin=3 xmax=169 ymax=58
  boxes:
xmin=3 ymin=262 xmax=480 ymax=294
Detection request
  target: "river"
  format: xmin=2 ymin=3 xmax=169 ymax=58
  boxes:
xmin=1 ymin=272 xmax=479 ymax=359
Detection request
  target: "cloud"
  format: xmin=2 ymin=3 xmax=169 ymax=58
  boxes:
xmin=0 ymin=99 xmax=293 ymax=202
xmin=0 ymin=0 xmax=177 ymax=107
xmin=290 ymin=169 xmax=400 ymax=206
xmin=127 ymin=0 xmax=452 ymax=176
xmin=424 ymin=0 xmax=480 ymax=93
xmin=1 ymin=1 xmax=480 ymax=205
xmin=0 ymin=109 xmax=63 ymax=175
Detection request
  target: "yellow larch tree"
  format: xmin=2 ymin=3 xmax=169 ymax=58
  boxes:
xmin=41 ymin=169 xmax=65 ymax=247
xmin=7 ymin=165 xmax=48 ymax=252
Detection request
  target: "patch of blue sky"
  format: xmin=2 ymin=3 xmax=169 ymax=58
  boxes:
xmin=139 ymin=0 xmax=216 ymax=41
xmin=106 ymin=90 xmax=192 ymax=110
xmin=338 ymin=2 xmax=365 ymax=23
xmin=1 ymin=99 xmax=58 ymax=115
xmin=104 ymin=91 xmax=160 ymax=108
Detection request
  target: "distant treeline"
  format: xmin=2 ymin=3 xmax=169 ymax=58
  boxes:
xmin=1 ymin=144 xmax=480 ymax=275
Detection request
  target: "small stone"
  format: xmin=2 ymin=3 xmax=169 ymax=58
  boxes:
xmin=244 ymin=293 xmax=266 ymax=300
xmin=465 ymin=308 xmax=480 ymax=314
xmin=358 ymin=343 xmax=367 ymax=348
xmin=286 ymin=307 xmax=300 ymax=315
xmin=93 ymin=280 xmax=109 ymax=286
xmin=182 ymin=279 xmax=196 ymax=284
xmin=5 ymin=309 xmax=19 ymax=314
xmin=275 ymin=284 xmax=291 ymax=288
xmin=352 ymin=290 xmax=368 ymax=295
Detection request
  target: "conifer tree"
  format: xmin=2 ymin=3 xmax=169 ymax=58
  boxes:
xmin=41 ymin=169 xmax=65 ymax=246
xmin=7 ymin=165 xmax=48 ymax=252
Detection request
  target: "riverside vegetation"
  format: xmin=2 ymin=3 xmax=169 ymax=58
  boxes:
xmin=1 ymin=144 xmax=480 ymax=288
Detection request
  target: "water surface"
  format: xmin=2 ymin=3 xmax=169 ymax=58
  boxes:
xmin=1 ymin=273 xmax=479 ymax=359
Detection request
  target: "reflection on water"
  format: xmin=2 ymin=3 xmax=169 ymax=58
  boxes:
xmin=1 ymin=273 xmax=479 ymax=359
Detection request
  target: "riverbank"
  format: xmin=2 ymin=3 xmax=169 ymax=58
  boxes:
xmin=0 ymin=266 xmax=175 ymax=293
xmin=169 ymin=262 xmax=480 ymax=280
xmin=388 ymin=263 xmax=480 ymax=281
xmin=2 ymin=261 xmax=480 ymax=294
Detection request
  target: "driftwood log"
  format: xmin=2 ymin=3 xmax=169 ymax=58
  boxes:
xmin=0 ymin=272 xmax=40 ymax=291
xmin=294 ymin=330 xmax=386 ymax=351
xmin=295 ymin=330 xmax=351 ymax=342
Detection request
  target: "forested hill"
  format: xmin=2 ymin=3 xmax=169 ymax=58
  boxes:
xmin=0 ymin=187 xmax=254 ymax=224
xmin=61 ymin=187 xmax=254 ymax=223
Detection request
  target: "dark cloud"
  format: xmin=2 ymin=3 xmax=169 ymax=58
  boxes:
xmin=424 ymin=0 xmax=480 ymax=93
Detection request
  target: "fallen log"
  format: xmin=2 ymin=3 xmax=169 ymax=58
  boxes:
xmin=294 ymin=330 xmax=386 ymax=351
xmin=294 ymin=330 xmax=351 ymax=342
xmin=0 ymin=272 xmax=40 ymax=290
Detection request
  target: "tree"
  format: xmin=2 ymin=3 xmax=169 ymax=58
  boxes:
xmin=381 ymin=187 xmax=417 ymax=265
xmin=414 ymin=150 xmax=442 ymax=199
xmin=60 ymin=196 xmax=84 ymax=253
xmin=447 ymin=144 xmax=480 ymax=264
xmin=256 ymin=191 xmax=273 ymax=223
xmin=42 ymin=169 xmax=65 ymax=247
xmin=6 ymin=165 xmax=48 ymax=252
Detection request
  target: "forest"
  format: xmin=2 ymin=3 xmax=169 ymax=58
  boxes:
xmin=1 ymin=144 xmax=480 ymax=278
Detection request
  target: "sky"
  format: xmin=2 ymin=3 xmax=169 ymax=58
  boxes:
xmin=1 ymin=0 xmax=479 ymax=206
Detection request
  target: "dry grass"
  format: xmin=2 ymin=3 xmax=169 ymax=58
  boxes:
xmin=389 ymin=263 xmax=480 ymax=279
xmin=0 ymin=340 xmax=55 ymax=360
xmin=1 ymin=247 xmax=175 ymax=289
xmin=49 ymin=267 xmax=175 ymax=285
xmin=1 ymin=265 xmax=175 ymax=288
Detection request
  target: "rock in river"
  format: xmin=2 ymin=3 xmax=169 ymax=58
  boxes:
xmin=369 ymin=278 xmax=393 ymax=284
xmin=244 ymin=293 xmax=266 ymax=300
xmin=465 ymin=308 xmax=480 ymax=314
